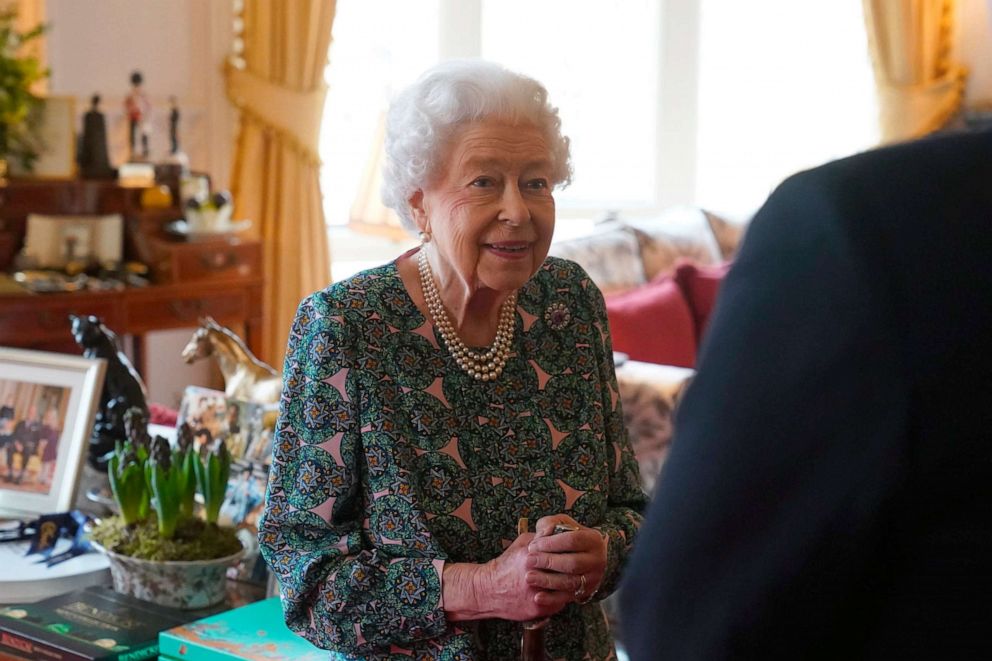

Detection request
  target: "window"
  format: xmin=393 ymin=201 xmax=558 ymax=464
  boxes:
xmin=480 ymin=0 xmax=662 ymax=214
xmin=696 ymin=0 xmax=879 ymax=216
xmin=320 ymin=1 xmax=880 ymax=278
xmin=320 ymin=1 xmax=439 ymax=230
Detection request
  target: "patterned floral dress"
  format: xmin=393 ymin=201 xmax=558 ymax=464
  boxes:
xmin=259 ymin=255 xmax=646 ymax=660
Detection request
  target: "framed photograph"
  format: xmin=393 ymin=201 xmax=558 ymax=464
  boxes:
xmin=8 ymin=96 xmax=77 ymax=180
xmin=0 ymin=348 xmax=105 ymax=518
xmin=176 ymin=386 xmax=270 ymax=464
xmin=222 ymin=460 xmax=270 ymax=586
xmin=21 ymin=213 xmax=124 ymax=269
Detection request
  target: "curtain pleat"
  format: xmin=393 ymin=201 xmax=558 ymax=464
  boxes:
xmin=863 ymin=0 xmax=968 ymax=142
xmin=226 ymin=0 xmax=336 ymax=366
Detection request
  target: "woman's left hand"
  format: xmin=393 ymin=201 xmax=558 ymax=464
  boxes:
xmin=525 ymin=515 xmax=608 ymax=606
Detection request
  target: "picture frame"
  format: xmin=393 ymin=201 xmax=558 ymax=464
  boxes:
xmin=21 ymin=213 xmax=124 ymax=269
xmin=0 ymin=348 xmax=106 ymax=518
xmin=8 ymin=96 xmax=77 ymax=180
xmin=176 ymin=386 xmax=271 ymax=464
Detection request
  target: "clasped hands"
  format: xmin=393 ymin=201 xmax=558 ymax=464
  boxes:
xmin=482 ymin=515 xmax=607 ymax=622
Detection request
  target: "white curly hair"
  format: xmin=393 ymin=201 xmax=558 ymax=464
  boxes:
xmin=381 ymin=59 xmax=572 ymax=231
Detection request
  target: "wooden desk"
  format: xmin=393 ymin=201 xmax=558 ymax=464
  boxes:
xmin=0 ymin=277 xmax=264 ymax=374
xmin=0 ymin=177 xmax=264 ymax=373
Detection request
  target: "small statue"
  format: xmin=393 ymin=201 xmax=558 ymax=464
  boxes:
xmin=69 ymin=315 xmax=148 ymax=470
xmin=181 ymin=317 xmax=281 ymax=404
xmin=77 ymin=94 xmax=115 ymax=179
xmin=168 ymin=95 xmax=180 ymax=155
xmin=124 ymin=71 xmax=151 ymax=161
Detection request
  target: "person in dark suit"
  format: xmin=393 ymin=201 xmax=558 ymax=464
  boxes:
xmin=619 ymin=129 xmax=992 ymax=659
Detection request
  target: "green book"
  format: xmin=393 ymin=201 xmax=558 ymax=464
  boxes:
xmin=0 ymin=585 xmax=204 ymax=661
xmin=158 ymin=597 xmax=324 ymax=660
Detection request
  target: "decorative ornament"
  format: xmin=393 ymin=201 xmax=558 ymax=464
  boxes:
xmin=544 ymin=302 xmax=572 ymax=330
xmin=418 ymin=249 xmax=516 ymax=381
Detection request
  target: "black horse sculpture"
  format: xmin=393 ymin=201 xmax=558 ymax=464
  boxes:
xmin=69 ymin=315 xmax=148 ymax=470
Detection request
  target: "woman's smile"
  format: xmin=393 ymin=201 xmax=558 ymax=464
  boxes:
xmin=484 ymin=240 xmax=532 ymax=259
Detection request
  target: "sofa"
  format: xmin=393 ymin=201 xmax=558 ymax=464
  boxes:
xmin=548 ymin=206 xmax=749 ymax=492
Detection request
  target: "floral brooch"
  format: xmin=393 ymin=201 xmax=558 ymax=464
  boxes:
xmin=544 ymin=302 xmax=571 ymax=330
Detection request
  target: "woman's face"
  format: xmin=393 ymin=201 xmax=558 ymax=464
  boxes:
xmin=411 ymin=119 xmax=556 ymax=295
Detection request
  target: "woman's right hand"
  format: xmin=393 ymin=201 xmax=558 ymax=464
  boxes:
xmin=443 ymin=533 xmax=572 ymax=622
xmin=480 ymin=533 xmax=574 ymax=621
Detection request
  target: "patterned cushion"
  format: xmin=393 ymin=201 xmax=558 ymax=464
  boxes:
xmin=548 ymin=223 xmax=646 ymax=294
xmin=627 ymin=207 xmax=724 ymax=280
xmin=704 ymin=209 xmax=750 ymax=261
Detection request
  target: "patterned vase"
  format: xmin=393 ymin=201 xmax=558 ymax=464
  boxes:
xmin=91 ymin=541 xmax=245 ymax=610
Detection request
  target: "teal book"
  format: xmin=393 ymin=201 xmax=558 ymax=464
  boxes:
xmin=158 ymin=597 xmax=324 ymax=660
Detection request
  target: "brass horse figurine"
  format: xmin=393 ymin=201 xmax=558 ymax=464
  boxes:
xmin=181 ymin=317 xmax=282 ymax=404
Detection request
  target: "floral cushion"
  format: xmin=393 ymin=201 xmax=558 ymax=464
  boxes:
xmin=627 ymin=207 xmax=724 ymax=280
xmin=548 ymin=223 xmax=647 ymax=294
xmin=704 ymin=210 xmax=750 ymax=261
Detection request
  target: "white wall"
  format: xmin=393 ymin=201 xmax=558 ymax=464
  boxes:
xmin=46 ymin=0 xmax=237 ymax=181
xmin=44 ymin=0 xmax=238 ymax=407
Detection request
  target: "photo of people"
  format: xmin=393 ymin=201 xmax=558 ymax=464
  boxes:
xmin=219 ymin=461 xmax=267 ymax=529
xmin=0 ymin=380 xmax=71 ymax=494
xmin=176 ymin=386 xmax=268 ymax=464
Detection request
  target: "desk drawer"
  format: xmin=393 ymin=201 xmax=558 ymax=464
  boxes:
xmin=126 ymin=289 xmax=249 ymax=331
xmin=150 ymin=239 xmax=261 ymax=283
xmin=176 ymin=242 xmax=259 ymax=281
xmin=0 ymin=298 xmax=120 ymax=345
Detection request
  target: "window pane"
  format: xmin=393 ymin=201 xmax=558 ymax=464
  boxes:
xmin=696 ymin=0 xmax=879 ymax=216
xmin=320 ymin=0 xmax=440 ymax=227
xmin=481 ymin=0 xmax=661 ymax=212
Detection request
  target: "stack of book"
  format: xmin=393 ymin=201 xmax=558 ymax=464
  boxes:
xmin=158 ymin=596 xmax=324 ymax=660
xmin=0 ymin=585 xmax=209 ymax=661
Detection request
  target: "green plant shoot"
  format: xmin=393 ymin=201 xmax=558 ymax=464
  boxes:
xmin=173 ymin=447 xmax=197 ymax=518
xmin=146 ymin=463 xmax=182 ymax=539
xmin=194 ymin=441 xmax=232 ymax=525
xmin=107 ymin=441 xmax=148 ymax=527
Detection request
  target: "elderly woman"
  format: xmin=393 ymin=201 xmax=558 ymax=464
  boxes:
xmin=259 ymin=60 xmax=646 ymax=660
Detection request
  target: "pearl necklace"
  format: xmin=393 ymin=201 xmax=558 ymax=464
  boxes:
xmin=417 ymin=249 xmax=516 ymax=381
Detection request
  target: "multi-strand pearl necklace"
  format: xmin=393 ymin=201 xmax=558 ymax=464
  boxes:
xmin=418 ymin=249 xmax=516 ymax=381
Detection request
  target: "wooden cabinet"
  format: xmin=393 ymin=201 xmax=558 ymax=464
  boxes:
xmin=147 ymin=236 xmax=261 ymax=284
xmin=0 ymin=178 xmax=265 ymax=371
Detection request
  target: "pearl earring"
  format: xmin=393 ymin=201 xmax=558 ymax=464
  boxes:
xmin=419 ymin=231 xmax=431 ymax=244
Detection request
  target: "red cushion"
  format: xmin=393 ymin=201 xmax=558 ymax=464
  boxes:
xmin=149 ymin=402 xmax=179 ymax=427
xmin=604 ymin=276 xmax=697 ymax=368
xmin=673 ymin=259 xmax=731 ymax=342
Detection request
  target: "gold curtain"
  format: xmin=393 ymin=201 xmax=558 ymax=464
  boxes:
xmin=225 ymin=0 xmax=335 ymax=365
xmin=863 ymin=0 xmax=968 ymax=143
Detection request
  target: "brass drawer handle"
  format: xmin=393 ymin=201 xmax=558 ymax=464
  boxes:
xmin=200 ymin=251 xmax=238 ymax=270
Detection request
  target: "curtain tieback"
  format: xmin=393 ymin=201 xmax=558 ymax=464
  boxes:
xmin=224 ymin=61 xmax=327 ymax=161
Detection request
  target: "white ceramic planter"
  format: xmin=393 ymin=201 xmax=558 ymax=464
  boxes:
xmin=91 ymin=542 xmax=244 ymax=610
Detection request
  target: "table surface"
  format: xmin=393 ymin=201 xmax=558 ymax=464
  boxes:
xmin=0 ymin=537 xmax=110 ymax=604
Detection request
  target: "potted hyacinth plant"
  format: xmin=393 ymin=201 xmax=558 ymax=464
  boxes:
xmin=88 ymin=409 xmax=243 ymax=609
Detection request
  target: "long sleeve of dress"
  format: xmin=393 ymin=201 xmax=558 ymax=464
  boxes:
xmin=258 ymin=291 xmax=449 ymax=655
xmin=581 ymin=274 xmax=647 ymax=598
